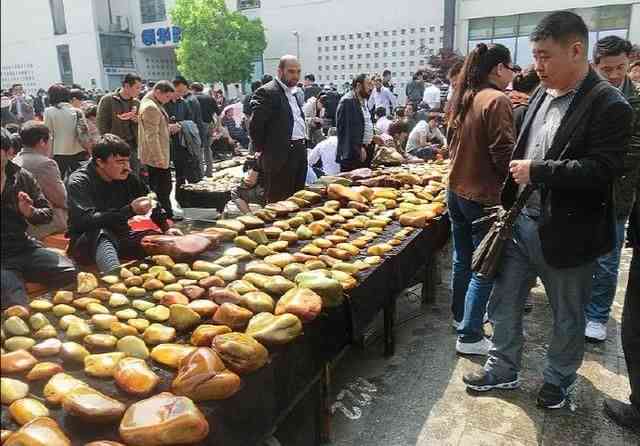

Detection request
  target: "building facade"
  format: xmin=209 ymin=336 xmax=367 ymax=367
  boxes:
xmin=453 ymin=0 xmax=639 ymax=67
xmin=228 ymin=0 xmax=445 ymax=96
xmin=1 ymin=0 xmax=181 ymax=93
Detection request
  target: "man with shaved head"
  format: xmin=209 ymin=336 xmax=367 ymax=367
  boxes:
xmin=250 ymin=55 xmax=307 ymax=202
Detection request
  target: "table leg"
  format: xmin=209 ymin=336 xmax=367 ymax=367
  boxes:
xmin=320 ymin=363 xmax=332 ymax=444
xmin=421 ymin=255 xmax=437 ymax=306
xmin=384 ymin=295 xmax=396 ymax=357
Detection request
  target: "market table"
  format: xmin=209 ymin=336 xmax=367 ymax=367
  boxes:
xmin=1 ymin=181 xmax=450 ymax=446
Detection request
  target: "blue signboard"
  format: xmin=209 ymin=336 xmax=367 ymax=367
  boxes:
xmin=141 ymin=26 xmax=182 ymax=46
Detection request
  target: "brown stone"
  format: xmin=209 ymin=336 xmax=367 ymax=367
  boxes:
xmin=275 ymin=288 xmax=323 ymax=322
xmin=212 ymin=332 xmax=268 ymax=374
xmin=113 ymin=357 xmax=160 ymax=396
xmin=84 ymin=352 xmax=126 ymax=378
xmin=172 ymin=347 xmax=241 ymax=401
xmin=209 ymin=288 xmax=244 ymax=306
xmin=26 ymin=362 xmax=64 ymax=381
xmin=183 ymin=285 xmax=205 ymax=300
xmin=187 ymin=299 xmax=219 ymax=318
xmin=4 ymin=305 xmax=30 ymax=319
xmin=1 ymin=350 xmax=37 ymax=374
xmin=150 ymin=344 xmax=197 ymax=369
xmin=190 ymin=325 xmax=232 ymax=346
xmin=212 ymin=303 xmax=253 ymax=331
xmin=3 ymin=417 xmax=71 ymax=446
xmin=43 ymin=373 xmax=87 ymax=404
xmin=9 ymin=398 xmax=49 ymax=425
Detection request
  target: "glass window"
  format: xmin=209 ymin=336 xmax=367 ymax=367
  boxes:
xmin=410 ymin=50 xmax=415 ymax=56
xmin=494 ymin=15 xmax=517 ymax=37
xmin=100 ymin=35 xmax=134 ymax=67
xmin=357 ymin=33 xmax=362 ymax=38
xmin=341 ymin=64 xmax=345 ymax=69
xmin=237 ymin=0 xmax=260 ymax=10
xmin=383 ymin=42 xmax=388 ymax=47
xmin=574 ymin=7 xmax=598 ymax=30
xmin=358 ymin=54 xmax=362 ymax=59
xmin=493 ymin=37 xmax=517 ymax=61
xmin=375 ymin=31 xmax=379 ymax=37
xmin=318 ymin=56 xmax=322 ymax=61
xmin=401 ymin=29 xmax=406 ymax=35
xmin=49 ymin=0 xmax=68 ymax=34
xmin=332 ymin=35 xmax=337 ymax=41
xmin=392 ymin=41 xmax=397 ymax=47
xmin=366 ymin=63 xmax=370 ymax=68
xmin=429 ymin=38 xmax=434 ymax=44
xmin=349 ymin=44 xmax=354 ymax=49
xmin=384 ymin=31 xmax=389 ymax=36
xmin=383 ymin=52 xmax=388 ymax=57
xmin=56 ymin=44 xmax=73 ymax=84
xmin=469 ymin=17 xmax=493 ymax=40
xmin=375 ymin=52 xmax=379 ymax=57
xmin=598 ymin=5 xmax=630 ymax=30
xmin=409 ymin=61 xmax=415 ymax=66
xmin=598 ymin=28 xmax=628 ymax=40
xmin=392 ymin=62 xmax=397 ymax=67
xmin=341 ymin=45 xmax=345 ymax=50
xmin=468 ymin=39 xmax=491 ymax=53
xmin=515 ymin=36 xmax=533 ymax=67
xmin=410 ymin=39 xmax=415 ymax=45
xmin=410 ymin=28 xmax=416 ymax=34
xmin=333 ymin=55 xmax=337 ymax=60
xmin=400 ymin=51 xmax=405 ymax=56
xmin=333 ymin=45 xmax=337 ymax=51
xmin=401 ymin=40 xmax=405 ymax=46
xmin=325 ymin=36 xmax=330 ymax=41
xmin=440 ymin=25 xmax=444 ymax=31
xmin=318 ymin=66 xmax=322 ymax=71
xmin=517 ymin=12 xmax=546 ymax=36
xmin=349 ymin=55 xmax=354 ymax=59
xmin=374 ymin=42 xmax=379 ymax=48
xmin=325 ymin=46 xmax=329 ymax=51
xmin=366 ymin=32 xmax=371 ymax=38
xmin=357 ymin=44 xmax=362 ymax=49
xmin=349 ymin=34 xmax=354 ymax=39
xmin=341 ymin=35 xmax=345 ymax=40
xmin=374 ymin=63 xmax=379 ymax=68
xmin=400 ymin=61 xmax=405 ymax=67
xmin=366 ymin=53 xmax=371 ymax=58
xmin=420 ymin=27 xmax=426 ymax=33
xmin=318 ymin=47 xmax=322 ymax=52
xmin=392 ymin=30 xmax=397 ymax=36
xmin=366 ymin=43 xmax=371 ymax=48
xmin=341 ymin=55 xmax=345 ymax=60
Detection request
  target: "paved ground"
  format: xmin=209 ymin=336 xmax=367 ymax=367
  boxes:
xmin=326 ymin=243 xmax=639 ymax=446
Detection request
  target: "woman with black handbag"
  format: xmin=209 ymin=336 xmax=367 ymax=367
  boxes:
xmin=445 ymin=43 xmax=516 ymax=355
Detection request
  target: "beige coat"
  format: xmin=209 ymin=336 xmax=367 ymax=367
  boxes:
xmin=43 ymin=103 xmax=86 ymax=156
xmin=138 ymin=92 xmax=170 ymax=169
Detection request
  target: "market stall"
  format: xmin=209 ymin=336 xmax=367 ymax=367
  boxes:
xmin=0 ymin=161 xmax=450 ymax=446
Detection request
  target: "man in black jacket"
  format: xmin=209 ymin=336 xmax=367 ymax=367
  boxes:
xmin=303 ymin=74 xmax=322 ymax=102
xmin=250 ymin=55 xmax=307 ymax=203
xmin=191 ymin=82 xmax=219 ymax=176
xmin=464 ymin=12 xmax=633 ymax=410
xmin=1 ymin=128 xmax=77 ymax=307
xmin=336 ymin=74 xmax=380 ymax=171
xmin=174 ymin=76 xmax=205 ymax=178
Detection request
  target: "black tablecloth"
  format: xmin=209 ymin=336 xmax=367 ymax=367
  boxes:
xmin=1 ymin=215 xmax=449 ymax=445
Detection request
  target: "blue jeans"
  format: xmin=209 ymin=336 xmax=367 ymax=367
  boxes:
xmin=485 ymin=214 xmax=594 ymax=388
xmin=585 ymin=219 xmax=627 ymax=324
xmin=448 ymin=190 xmax=495 ymax=343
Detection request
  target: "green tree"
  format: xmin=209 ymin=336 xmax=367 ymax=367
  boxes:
xmin=171 ymin=0 xmax=267 ymax=89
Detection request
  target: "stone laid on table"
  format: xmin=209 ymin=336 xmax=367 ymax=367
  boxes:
xmin=32 ymin=324 xmax=57 ymax=340
xmin=119 ymin=392 xmax=209 ymax=446
xmin=92 ymin=314 xmax=119 ymax=330
xmin=61 ymin=386 xmax=126 ymax=423
xmin=114 ymin=357 xmax=160 ymax=396
xmin=150 ymin=344 xmax=196 ymax=369
xmin=187 ymin=300 xmax=219 ymax=318
xmin=1 ymin=377 xmax=29 ymax=404
xmin=84 ymin=334 xmax=118 ymax=350
xmin=84 ymin=352 xmax=127 ymax=378
xmin=189 ymin=325 xmax=232 ymax=347
xmin=275 ymin=288 xmax=323 ymax=322
xmin=31 ymin=338 xmax=62 ymax=357
xmin=26 ymin=362 xmax=64 ymax=381
xmin=143 ymin=324 xmax=176 ymax=345
xmin=43 ymin=373 xmax=88 ymax=404
xmin=243 ymin=292 xmax=275 ymax=314
xmin=212 ymin=303 xmax=253 ymax=331
xmin=4 ymin=316 xmax=30 ymax=336
xmin=245 ymin=313 xmax=302 ymax=346
xmin=116 ymin=336 xmax=150 ymax=359
xmin=110 ymin=321 xmax=139 ymax=338
xmin=60 ymin=342 xmax=90 ymax=363
xmin=28 ymin=313 xmax=50 ymax=331
xmin=212 ymin=332 xmax=268 ymax=374
xmin=168 ymin=305 xmax=201 ymax=331
xmin=3 ymin=417 xmax=71 ymax=446
xmin=1 ymin=350 xmax=38 ymax=374
xmin=9 ymin=398 xmax=50 ymax=425
xmin=172 ymin=347 xmax=241 ymax=401
xmin=4 ymin=336 xmax=36 ymax=352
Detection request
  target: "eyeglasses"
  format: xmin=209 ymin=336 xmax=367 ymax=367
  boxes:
xmin=504 ymin=64 xmax=519 ymax=73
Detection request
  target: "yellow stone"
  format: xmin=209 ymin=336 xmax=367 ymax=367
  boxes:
xmin=1 ymin=377 xmax=29 ymax=404
xmin=150 ymin=344 xmax=196 ymax=369
xmin=84 ymin=352 xmax=127 ymax=377
xmin=9 ymin=398 xmax=49 ymax=425
xmin=117 ymin=336 xmax=150 ymax=359
xmin=43 ymin=372 xmax=88 ymax=404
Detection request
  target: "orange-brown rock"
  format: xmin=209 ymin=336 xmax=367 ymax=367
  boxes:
xmin=172 ymin=347 xmax=241 ymax=401
xmin=212 ymin=332 xmax=268 ymax=374
xmin=3 ymin=417 xmax=70 ymax=446
xmin=212 ymin=303 xmax=253 ymax=331
xmin=114 ymin=357 xmax=160 ymax=396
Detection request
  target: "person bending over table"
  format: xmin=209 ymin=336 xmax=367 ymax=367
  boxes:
xmin=66 ymin=134 xmax=178 ymax=274
xmin=1 ymin=127 xmax=78 ymax=308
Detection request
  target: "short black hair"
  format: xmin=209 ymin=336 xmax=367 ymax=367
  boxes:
xmin=251 ymin=80 xmax=262 ymax=92
xmin=92 ymin=134 xmax=131 ymax=161
xmin=352 ymin=73 xmax=368 ymax=89
xmin=304 ymin=73 xmax=315 ymax=82
xmin=261 ymin=74 xmax=273 ymax=84
xmin=69 ymin=88 xmax=86 ymax=102
xmin=593 ymin=35 xmax=633 ymax=65
xmin=191 ymin=82 xmax=204 ymax=92
xmin=382 ymin=69 xmax=391 ymax=77
xmin=0 ymin=127 xmax=11 ymax=151
xmin=84 ymin=104 xmax=98 ymax=119
xmin=48 ymin=84 xmax=71 ymax=106
xmin=154 ymin=80 xmax=175 ymax=93
xmin=19 ymin=120 xmax=50 ymax=147
xmin=512 ymin=69 xmax=540 ymax=94
xmin=10 ymin=134 xmax=22 ymax=153
xmin=173 ymin=75 xmax=189 ymax=87
xmin=123 ymin=73 xmax=142 ymax=86
xmin=530 ymin=11 xmax=588 ymax=48
xmin=375 ymin=106 xmax=386 ymax=118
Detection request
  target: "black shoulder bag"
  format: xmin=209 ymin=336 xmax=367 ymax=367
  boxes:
xmin=471 ymin=80 xmax=609 ymax=279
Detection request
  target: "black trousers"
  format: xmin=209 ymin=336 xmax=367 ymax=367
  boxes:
xmin=54 ymin=152 xmax=88 ymax=180
xmin=339 ymin=144 xmax=374 ymax=172
xmin=263 ymin=140 xmax=307 ymax=203
xmin=623 ymin=247 xmax=640 ymax=409
xmin=1 ymin=246 xmax=78 ymax=308
xmin=147 ymin=165 xmax=173 ymax=219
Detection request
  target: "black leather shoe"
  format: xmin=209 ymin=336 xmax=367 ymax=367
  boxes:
xmin=537 ymin=382 xmax=570 ymax=409
xmin=603 ymin=398 xmax=640 ymax=434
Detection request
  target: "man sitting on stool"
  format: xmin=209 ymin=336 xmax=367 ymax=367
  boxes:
xmin=67 ymin=134 xmax=177 ymax=274
xmin=1 ymin=127 xmax=77 ymax=308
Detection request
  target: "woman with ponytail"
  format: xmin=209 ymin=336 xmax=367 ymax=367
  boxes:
xmin=446 ymin=43 xmax=516 ymax=355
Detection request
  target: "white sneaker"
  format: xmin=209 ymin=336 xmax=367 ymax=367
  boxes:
xmin=585 ymin=320 xmax=607 ymax=341
xmin=456 ymin=337 xmax=492 ymax=356
xmin=452 ymin=320 xmax=461 ymax=329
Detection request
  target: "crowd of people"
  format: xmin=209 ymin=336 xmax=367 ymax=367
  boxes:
xmin=0 ymin=9 xmax=639 ymax=435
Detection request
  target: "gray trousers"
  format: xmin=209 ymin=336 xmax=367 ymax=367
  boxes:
xmin=485 ymin=214 xmax=594 ymax=388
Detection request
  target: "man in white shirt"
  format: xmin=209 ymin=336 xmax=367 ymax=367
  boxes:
xmin=308 ymin=127 xmax=340 ymax=176
xmin=374 ymin=107 xmax=392 ymax=135
xmin=422 ymin=79 xmax=442 ymax=111
xmin=368 ymin=76 xmax=396 ymax=116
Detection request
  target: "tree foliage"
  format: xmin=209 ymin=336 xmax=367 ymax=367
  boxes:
xmin=171 ymin=0 xmax=267 ymax=85
xmin=428 ymin=48 xmax=465 ymax=80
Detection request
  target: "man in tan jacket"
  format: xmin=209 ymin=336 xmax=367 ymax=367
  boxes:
xmin=138 ymin=80 xmax=178 ymax=219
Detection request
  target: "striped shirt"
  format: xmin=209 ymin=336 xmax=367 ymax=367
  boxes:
xmin=523 ymin=86 xmax=580 ymax=215
xmin=361 ymin=101 xmax=374 ymax=145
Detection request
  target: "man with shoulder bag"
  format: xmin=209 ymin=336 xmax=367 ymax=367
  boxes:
xmin=463 ymin=12 xmax=633 ymax=411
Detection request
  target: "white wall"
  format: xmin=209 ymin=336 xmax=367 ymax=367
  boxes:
xmin=1 ymin=0 xmax=103 ymax=92
xmin=454 ymin=0 xmax=639 ymax=59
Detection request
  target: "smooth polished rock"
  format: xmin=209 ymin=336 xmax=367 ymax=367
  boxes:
xmin=77 ymin=272 xmax=99 ymax=293
xmin=172 ymin=347 xmax=241 ymax=401
xmin=150 ymin=344 xmax=196 ymax=369
xmin=110 ymin=321 xmax=139 ymax=338
xmin=43 ymin=373 xmax=87 ymax=404
xmin=187 ymin=300 xmax=219 ymax=318
xmin=243 ymin=291 xmax=275 ymax=314
xmin=212 ymin=303 xmax=253 ymax=331
xmin=84 ymin=334 xmax=118 ymax=350
xmin=116 ymin=336 xmax=149 ymax=359
xmin=143 ymin=324 xmax=176 ymax=345
xmin=119 ymin=392 xmax=209 ymax=446
xmin=4 ymin=336 xmax=36 ymax=352
xmin=168 ymin=304 xmax=201 ymax=331
xmin=3 ymin=417 xmax=71 ymax=446
xmin=1 ymin=350 xmax=38 ymax=374
xmin=190 ymin=325 xmax=232 ymax=347
xmin=1 ymin=377 xmax=29 ymax=404
xmin=9 ymin=398 xmax=50 ymax=425
xmin=25 ymin=362 xmax=64 ymax=381
xmin=84 ymin=352 xmax=127 ymax=378
xmin=275 ymin=288 xmax=323 ymax=322
xmin=28 ymin=313 xmax=50 ymax=331
xmin=31 ymin=338 xmax=62 ymax=357
xmin=212 ymin=332 xmax=268 ymax=375
xmin=92 ymin=314 xmax=119 ymax=330
xmin=245 ymin=313 xmax=302 ymax=345
xmin=4 ymin=316 xmax=30 ymax=336
xmin=61 ymin=386 xmax=126 ymax=423
xmin=114 ymin=357 xmax=160 ymax=396
xmin=60 ymin=342 xmax=90 ymax=363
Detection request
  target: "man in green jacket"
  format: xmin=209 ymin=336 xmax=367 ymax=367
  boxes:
xmin=96 ymin=73 xmax=142 ymax=176
xmin=585 ymin=36 xmax=640 ymax=341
